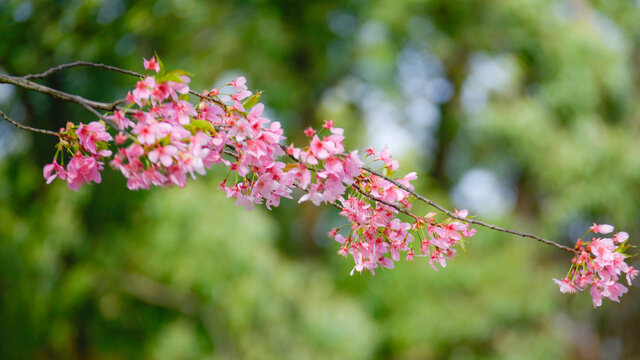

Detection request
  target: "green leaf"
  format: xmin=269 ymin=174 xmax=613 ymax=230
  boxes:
xmin=158 ymin=69 xmax=193 ymax=84
xmin=190 ymin=120 xmax=215 ymax=134
xmin=242 ymin=91 xmax=262 ymax=110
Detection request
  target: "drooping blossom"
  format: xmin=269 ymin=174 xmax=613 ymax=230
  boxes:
xmin=66 ymin=153 xmax=103 ymax=191
xmin=43 ymin=159 xmax=66 ymax=184
xmin=553 ymin=224 xmax=635 ymax=307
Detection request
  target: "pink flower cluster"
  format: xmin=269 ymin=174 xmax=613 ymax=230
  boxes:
xmin=42 ymin=57 xmax=478 ymax=277
xmin=328 ymin=149 xmax=476 ymax=275
xmin=108 ymin=75 xmax=223 ymax=190
xmin=554 ymin=223 xmax=637 ymax=307
xmin=43 ymin=121 xmax=112 ymax=191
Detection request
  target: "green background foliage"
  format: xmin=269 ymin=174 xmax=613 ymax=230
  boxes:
xmin=1 ymin=0 xmax=639 ymax=358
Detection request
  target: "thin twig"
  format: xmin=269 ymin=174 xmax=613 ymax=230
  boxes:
xmin=352 ymin=183 xmax=418 ymax=219
xmin=0 ymin=109 xmax=59 ymax=137
xmin=362 ymin=167 xmax=577 ymax=253
xmin=22 ymin=61 xmax=226 ymax=107
xmin=23 ymin=61 xmax=143 ymax=80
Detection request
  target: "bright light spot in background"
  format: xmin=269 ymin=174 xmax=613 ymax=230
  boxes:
xmin=115 ymin=33 xmax=136 ymax=56
xmin=98 ymin=0 xmax=126 ymax=25
xmin=13 ymin=1 xmax=33 ymax=23
xmin=452 ymin=168 xmax=517 ymax=218
xmin=461 ymin=53 xmax=516 ymax=114
xmin=358 ymin=21 xmax=388 ymax=46
xmin=0 ymin=103 xmax=29 ymax=160
xmin=405 ymin=97 xmax=439 ymax=148
xmin=0 ymin=83 xmax=15 ymax=105
xmin=327 ymin=10 xmax=357 ymax=37
xmin=361 ymin=90 xmax=414 ymax=154
xmin=357 ymin=45 xmax=448 ymax=158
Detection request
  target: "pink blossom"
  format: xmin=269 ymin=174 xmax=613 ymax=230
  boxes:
xmin=590 ymin=223 xmax=614 ymax=234
xmin=77 ymin=121 xmax=112 ymax=154
xmin=304 ymin=127 xmax=316 ymax=137
xmin=143 ymin=56 xmax=160 ymax=72
xmin=613 ymin=232 xmax=629 ymax=243
xmin=322 ymin=120 xmax=334 ymax=130
xmin=627 ymin=267 xmax=639 ymax=286
xmin=553 ymin=278 xmax=577 ymax=293
xmin=171 ymin=100 xmax=197 ymax=125
xmin=379 ymin=146 xmax=399 ymax=171
xmin=230 ymin=76 xmax=247 ymax=91
xmin=115 ymin=132 xmax=127 ymax=144
xmin=148 ymin=145 xmax=178 ymax=167
xmin=556 ymin=224 xmax=635 ymax=307
xmin=343 ymin=151 xmax=363 ymax=181
xmin=298 ymin=183 xmax=325 ymax=206
xmin=106 ymin=110 xmax=133 ymax=130
xmin=66 ymin=153 xmax=103 ymax=191
xmin=132 ymin=76 xmax=156 ymax=106
xmin=310 ymin=135 xmax=332 ymax=160
xmin=43 ymin=159 xmax=66 ymax=184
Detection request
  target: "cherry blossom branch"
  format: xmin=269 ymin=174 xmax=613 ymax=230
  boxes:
xmin=2 ymin=62 xmax=576 ymax=253
xmin=278 ymin=139 xmax=572 ymax=254
xmin=362 ymin=167 xmax=577 ymax=253
xmin=0 ymin=109 xmax=60 ymax=137
xmin=3 ymin=59 xmax=636 ymax=307
xmin=19 ymin=58 xmax=640 ymax=309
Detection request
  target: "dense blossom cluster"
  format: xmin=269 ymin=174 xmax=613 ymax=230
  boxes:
xmin=554 ymin=224 xmax=638 ymax=307
xmin=40 ymin=57 xmax=635 ymax=306
xmin=43 ymin=121 xmax=113 ymax=190
xmin=329 ymin=166 xmax=476 ymax=275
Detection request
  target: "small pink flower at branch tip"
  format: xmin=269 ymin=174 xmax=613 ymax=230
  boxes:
xmin=590 ymin=223 xmax=614 ymax=234
xmin=379 ymin=146 xmax=399 ymax=171
xmin=230 ymin=76 xmax=247 ymax=91
xmin=613 ymin=232 xmax=629 ymax=244
xmin=143 ymin=56 xmax=160 ymax=72
xmin=364 ymin=148 xmax=376 ymax=157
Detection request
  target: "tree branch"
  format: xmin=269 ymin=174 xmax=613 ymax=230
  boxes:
xmin=0 ymin=73 xmax=120 ymax=111
xmin=352 ymin=182 xmax=418 ymax=220
xmin=0 ymin=109 xmax=59 ymax=137
xmin=362 ymin=167 xmax=577 ymax=253
xmin=1 ymin=61 xmax=578 ymax=254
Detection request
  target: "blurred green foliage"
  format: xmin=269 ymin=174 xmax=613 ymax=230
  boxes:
xmin=1 ymin=0 xmax=639 ymax=359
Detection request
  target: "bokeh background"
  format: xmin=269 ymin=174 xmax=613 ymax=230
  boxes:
xmin=1 ymin=0 xmax=639 ymax=359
